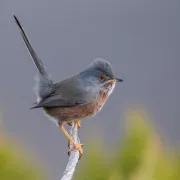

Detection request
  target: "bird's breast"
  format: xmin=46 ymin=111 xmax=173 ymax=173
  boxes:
xmin=94 ymin=82 xmax=116 ymax=114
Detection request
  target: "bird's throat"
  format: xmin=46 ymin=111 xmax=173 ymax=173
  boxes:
xmin=101 ymin=81 xmax=116 ymax=96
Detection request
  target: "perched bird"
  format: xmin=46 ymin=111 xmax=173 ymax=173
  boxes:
xmin=13 ymin=15 xmax=123 ymax=157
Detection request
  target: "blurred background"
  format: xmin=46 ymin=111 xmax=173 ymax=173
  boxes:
xmin=0 ymin=0 xmax=179 ymax=179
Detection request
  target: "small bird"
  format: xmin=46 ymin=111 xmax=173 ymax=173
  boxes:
xmin=13 ymin=15 xmax=123 ymax=157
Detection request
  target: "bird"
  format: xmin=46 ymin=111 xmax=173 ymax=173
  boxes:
xmin=13 ymin=15 xmax=123 ymax=157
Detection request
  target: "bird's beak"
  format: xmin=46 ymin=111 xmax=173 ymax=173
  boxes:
xmin=107 ymin=78 xmax=123 ymax=84
xmin=115 ymin=78 xmax=123 ymax=82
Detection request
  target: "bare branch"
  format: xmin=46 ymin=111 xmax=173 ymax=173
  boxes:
xmin=61 ymin=122 xmax=80 ymax=180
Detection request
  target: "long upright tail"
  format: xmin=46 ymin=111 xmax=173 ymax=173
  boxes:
xmin=13 ymin=14 xmax=47 ymax=75
xmin=13 ymin=15 xmax=53 ymax=100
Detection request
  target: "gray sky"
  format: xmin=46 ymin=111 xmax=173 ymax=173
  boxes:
xmin=0 ymin=0 xmax=180 ymax=179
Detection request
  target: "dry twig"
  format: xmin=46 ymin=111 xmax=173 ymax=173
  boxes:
xmin=61 ymin=122 xmax=80 ymax=180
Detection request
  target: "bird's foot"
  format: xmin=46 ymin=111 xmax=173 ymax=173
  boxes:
xmin=67 ymin=120 xmax=81 ymax=129
xmin=67 ymin=122 xmax=73 ymax=126
xmin=68 ymin=143 xmax=84 ymax=158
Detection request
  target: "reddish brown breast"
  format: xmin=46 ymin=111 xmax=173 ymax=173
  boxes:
xmin=94 ymin=81 xmax=116 ymax=114
xmin=94 ymin=91 xmax=109 ymax=114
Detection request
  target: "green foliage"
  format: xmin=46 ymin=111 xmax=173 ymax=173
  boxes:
xmin=0 ymin=139 xmax=43 ymax=180
xmin=74 ymin=111 xmax=180 ymax=180
xmin=75 ymin=143 xmax=111 ymax=180
xmin=1 ymin=110 xmax=180 ymax=180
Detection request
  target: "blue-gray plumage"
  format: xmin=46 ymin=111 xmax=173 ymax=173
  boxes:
xmin=13 ymin=15 xmax=123 ymax=157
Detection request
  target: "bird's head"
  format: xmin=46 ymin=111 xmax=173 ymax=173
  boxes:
xmin=80 ymin=58 xmax=123 ymax=95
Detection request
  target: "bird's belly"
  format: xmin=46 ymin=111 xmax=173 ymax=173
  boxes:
xmin=43 ymin=102 xmax=96 ymax=123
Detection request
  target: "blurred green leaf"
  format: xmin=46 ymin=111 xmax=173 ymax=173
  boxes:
xmin=74 ymin=110 xmax=180 ymax=180
xmin=1 ymin=110 xmax=180 ymax=180
xmin=0 ymin=140 xmax=44 ymax=180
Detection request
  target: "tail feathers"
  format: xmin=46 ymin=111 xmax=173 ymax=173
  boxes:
xmin=13 ymin=14 xmax=54 ymax=99
xmin=13 ymin=14 xmax=47 ymax=75
xmin=34 ymin=74 xmax=54 ymax=100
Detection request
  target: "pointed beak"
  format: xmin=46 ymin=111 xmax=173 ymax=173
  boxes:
xmin=107 ymin=78 xmax=123 ymax=84
xmin=115 ymin=78 xmax=123 ymax=82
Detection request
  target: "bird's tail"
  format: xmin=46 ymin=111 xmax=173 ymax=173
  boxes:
xmin=13 ymin=15 xmax=53 ymax=99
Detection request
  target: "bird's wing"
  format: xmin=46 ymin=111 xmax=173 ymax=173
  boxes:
xmin=31 ymin=95 xmax=87 ymax=108
xmin=31 ymin=76 xmax=89 ymax=108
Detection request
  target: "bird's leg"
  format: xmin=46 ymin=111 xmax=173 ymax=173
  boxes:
xmin=75 ymin=120 xmax=81 ymax=129
xmin=59 ymin=123 xmax=84 ymax=157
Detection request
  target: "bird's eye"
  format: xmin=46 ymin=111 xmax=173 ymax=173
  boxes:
xmin=99 ymin=74 xmax=105 ymax=81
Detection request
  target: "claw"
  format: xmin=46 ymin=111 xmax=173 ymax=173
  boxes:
xmin=67 ymin=121 xmax=81 ymax=129
xmin=68 ymin=143 xmax=84 ymax=158
xmin=67 ymin=122 xmax=73 ymax=126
